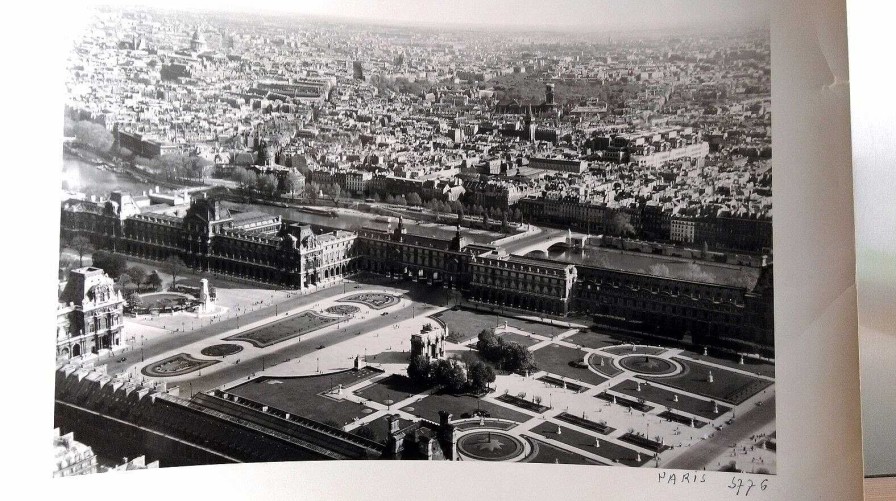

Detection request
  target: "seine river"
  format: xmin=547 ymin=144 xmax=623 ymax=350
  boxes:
xmin=62 ymin=154 xmax=498 ymax=244
xmin=62 ymin=154 xmax=157 ymax=197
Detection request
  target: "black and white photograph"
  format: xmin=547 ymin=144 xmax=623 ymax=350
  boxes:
xmin=51 ymin=0 xmax=781 ymax=477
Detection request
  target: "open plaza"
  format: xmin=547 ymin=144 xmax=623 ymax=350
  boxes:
xmin=86 ymin=262 xmax=776 ymax=472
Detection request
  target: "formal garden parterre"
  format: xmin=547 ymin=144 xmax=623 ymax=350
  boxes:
xmin=142 ymin=353 xmax=218 ymax=377
xmin=227 ymin=369 xmax=381 ymax=426
xmin=338 ymin=292 xmax=399 ymax=309
xmin=532 ymin=344 xmax=609 ymax=386
xmin=642 ymin=358 xmax=773 ymax=405
xmin=401 ymin=391 xmax=533 ymax=423
xmin=610 ymin=379 xmax=731 ymax=419
xmin=225 ymin=310 xmax=342 ymax=348
xmin=530 ymin=421 xmax=651 ymax=467
xmin=200 ymin=343 xmax=244 ymax=357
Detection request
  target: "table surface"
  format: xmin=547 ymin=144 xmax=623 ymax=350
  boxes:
xmin=865 ymin=477 xmax=896 ymax=501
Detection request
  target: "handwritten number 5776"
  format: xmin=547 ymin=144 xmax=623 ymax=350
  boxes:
xmin=728 ymin=477 xmax=769 ymax=496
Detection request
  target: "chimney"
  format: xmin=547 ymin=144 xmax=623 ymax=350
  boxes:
xmin=388 ymin=413 xmax=400 ymax=434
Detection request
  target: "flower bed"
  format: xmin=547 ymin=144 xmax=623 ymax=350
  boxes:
xmin=141 ymin=353 xmax=218 ymax=377
xmin=496 ymin=393 xmax=550 ymax=413
xmin=537 ymin=375 xmax=587 ymax=393
xmin=225 ymin=310 xmax=340 ymax=348
xmin=618 ymin=432 xmax=672 ymax=452
xmin=337 ymin=292 xmax=398 ymax=309
xmin=325 ymin=304 xmax=361 ymax=316
xmin=200 ymin=344 xmax=244 ymax=357
xmin=658 ymin=410 xmax=707 ymax=428
xmin=555 ymin=412 xmax=615 ymax=435
xmin=595 ymin=391 xmax=655 ymax=412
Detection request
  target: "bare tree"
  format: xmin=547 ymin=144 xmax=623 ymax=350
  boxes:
xmin=69 ymin=235 xmax=93 ymax=267
xmin=163 ymin=255 xmax=187 ymax=290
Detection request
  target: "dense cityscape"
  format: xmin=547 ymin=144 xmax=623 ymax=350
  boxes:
xmin=55 ymin=6 xmax=775 ymax=475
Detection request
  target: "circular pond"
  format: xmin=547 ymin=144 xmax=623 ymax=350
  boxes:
xmin=457 ymin=431 xmax=525 ymax=461
xmin=616 ymin=355 xmax=679 ymax=376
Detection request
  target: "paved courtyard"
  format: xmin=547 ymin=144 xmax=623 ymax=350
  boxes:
xmin=98 ymin=272 xmax=775 ymax=472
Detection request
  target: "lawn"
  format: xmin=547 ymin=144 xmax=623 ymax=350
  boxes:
xmin=532 ymin=344 xmax=608 ymax=386
xmin=225 ymin=310 xmax=340 ymax=348
xmin=353 ymin=375 xmax=429 ymax=406
xmin=464 ymin=331 xmax=542 ymax=349
xmin=610 ymin=379 xmax=731 ymax=419
xmin=587 ymin=353 xmax=623 ymax=377
xmin=432 ymin=307 xmax=566 ymax=344
xmin=643 ymin=358 xmax=773 ymax=405
xmin=522 ymin=437 xmax=601 ymax=465
xmin=498 ymin=331 xmax=544 ymax=347
xmin=603 ymin=345 xmax=667 ymax=356
xmin=227 ymin=368 xmax=381 ymax=426
xmin=529 ymin=421 xmax=650 ymax=467
xmin=678 ymin=349 xmax=775 ymax=378
xmin=565 ymin=330 xmax=621 ymax=350
xmin=401 ymin=391 xmax=533 ymax=423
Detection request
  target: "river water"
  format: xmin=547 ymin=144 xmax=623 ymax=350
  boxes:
xmin=61 ymin=154 xmax=156 ymax=197
xmin=62 ymin=154 xmax=498 ymax=244
xmin=224 ymin=201 xmax=499 ymax=244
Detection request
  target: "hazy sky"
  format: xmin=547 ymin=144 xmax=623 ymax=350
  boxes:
xmin=141 ymin=0 xmax=770 ymax=32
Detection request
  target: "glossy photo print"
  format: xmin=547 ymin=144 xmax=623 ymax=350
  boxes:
xmin=54 ymin=0 xmax=777 ymax=478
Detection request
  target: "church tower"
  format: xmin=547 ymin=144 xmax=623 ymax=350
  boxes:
xmin=190 ymin=27 xmax=206 ymax=53
xmin=448 ymin=224 xmax=466 ymax=252
xmin=392 ymin=216 xmax=407 ymax=243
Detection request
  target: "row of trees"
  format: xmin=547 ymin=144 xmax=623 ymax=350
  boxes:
xmin=476 ymin=329 xmax=537 ymax=373
xmin=65 ymin=117 xmax=114 ymax=153
xmin=305 ymin=181 xmax=342 ymax=201
xmin=368 ymin=191 xmax=523 ymax=221
xmin=232 ymin=168 xmax=308 ymax=198
xmin=147 ymin=154 xmax=214 ymax=182
xmin=407 ymin=356 xmax=496 ymax=394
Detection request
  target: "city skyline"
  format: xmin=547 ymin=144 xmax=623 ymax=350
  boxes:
xmin=54 ymin=2 xmax=776 ymax=476
xmin=128 ymin=0 xmax=771 ymax=33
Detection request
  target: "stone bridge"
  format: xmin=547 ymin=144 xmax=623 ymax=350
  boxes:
xmin=503 ymin=229 xmax=591 ymax=257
